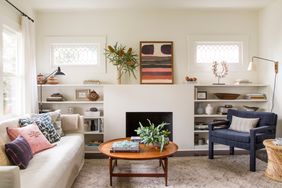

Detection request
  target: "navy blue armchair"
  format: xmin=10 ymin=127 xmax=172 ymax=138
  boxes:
xmin=208 ymin=109 xmax=277 ymax=172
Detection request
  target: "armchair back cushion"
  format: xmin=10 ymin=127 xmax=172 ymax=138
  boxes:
xmin=229 ymin=116 xmax=259 ymax=132
xmin=227 ymin=109 xmax=277 ymax=128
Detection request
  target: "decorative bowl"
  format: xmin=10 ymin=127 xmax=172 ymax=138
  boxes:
xmin=214 ymin=93 xmax=240 ymax=100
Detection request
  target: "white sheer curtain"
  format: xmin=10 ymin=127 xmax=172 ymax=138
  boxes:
xmin=21 ymin=16 xmax=38 ymax=113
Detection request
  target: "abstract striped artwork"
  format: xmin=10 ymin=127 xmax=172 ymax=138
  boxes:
xmin=140 ymin=41 xmax=173 ymax=84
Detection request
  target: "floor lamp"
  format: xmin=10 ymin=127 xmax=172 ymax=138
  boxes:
xmin=39 ymin=67 xmax=65 ymax=113
xmin=248 ymin=56 xmax=279 ymax=112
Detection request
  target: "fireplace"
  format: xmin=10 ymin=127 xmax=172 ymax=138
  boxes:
xmin=126 ymin=112 xmax=173 ymax=141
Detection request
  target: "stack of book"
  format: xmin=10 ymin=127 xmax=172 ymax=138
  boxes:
xmin=111 ymin=140 xmax=140 ymax=153
xmin=244 ymin=94 xmax=266 ymax=100
xmin=46 ymin=93 xmax=64 ymax=101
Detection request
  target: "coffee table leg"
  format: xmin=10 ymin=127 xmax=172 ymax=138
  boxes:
xmin=164 ymin=158 xmax=168 ymax=186
xmin=109 ymin=157 xmax=113 ymax=186
xmin=159 ymin=159 xmax=162 ymax=167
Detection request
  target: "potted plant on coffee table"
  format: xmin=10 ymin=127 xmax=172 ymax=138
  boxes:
xmin=135 ymin=119 xmax=170 ymax=152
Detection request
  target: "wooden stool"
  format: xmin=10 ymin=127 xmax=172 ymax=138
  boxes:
xmin=263 ymin=139 xmax=282 ymax=182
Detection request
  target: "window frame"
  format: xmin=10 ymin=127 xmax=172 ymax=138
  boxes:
xmin=45 ymin=36 xmax=106 ymax=73
xmin=187 ymin=35 xmax=249 ymax=72
xmin=0 ymin=20 xmax=24 ymax=119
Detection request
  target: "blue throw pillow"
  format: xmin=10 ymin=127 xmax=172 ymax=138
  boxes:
xmin=5 ymin=136 xmax=33 ymax=169
xmin=19 ymin=113 xmax=61 ymax=143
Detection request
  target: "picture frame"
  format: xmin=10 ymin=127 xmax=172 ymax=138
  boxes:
xmin=75 ymin=89 xmax=89 ymax=101
xmin=197 ymin=91 xmax=207 ymax=100
xmin=140 ymin=41 xmax=173 ymax=84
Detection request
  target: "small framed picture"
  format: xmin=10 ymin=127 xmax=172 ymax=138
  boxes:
xmin=75 ymin=89 xmax=89 ymax=100
xmin=197 ymin=91 xmax=207 ymax=100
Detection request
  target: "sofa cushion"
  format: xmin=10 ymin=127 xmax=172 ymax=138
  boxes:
xmin=61 ymin=114 xmax=79 ymax=132
xmin=20 ymin=133 xmax=83 ymax=188
xmin=48 ymin=110 xmax=64 ymax=137
xmin=0 ymin=138 xmax=11 ymax=165
xmin=229 ymin=116 xmax=259 ymax=132
xmin=7 ymin=123 xmax=55 ymax=154
xmin=5 ymin=136 xmax=33 ymax=169
xmin=19 ymin=113 xmax=60 ymax=143
xmin=211 ymin=129 xmax=269 ymax=143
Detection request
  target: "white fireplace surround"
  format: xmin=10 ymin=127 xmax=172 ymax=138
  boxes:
xmin=104 ymin=85 xmax=194 ymax=150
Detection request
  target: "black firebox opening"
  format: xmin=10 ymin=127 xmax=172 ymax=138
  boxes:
xmin=126 ymin=112 xmax=173 ymax=141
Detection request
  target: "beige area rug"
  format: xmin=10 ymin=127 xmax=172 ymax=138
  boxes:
xmin=72 ymin=155 xmax=282 ymax=188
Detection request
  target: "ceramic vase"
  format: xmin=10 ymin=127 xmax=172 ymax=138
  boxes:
xmin=205 ymin=104 xmax=214 ymax=115
xmin=197 ymin=104 xmax=205 ymax=114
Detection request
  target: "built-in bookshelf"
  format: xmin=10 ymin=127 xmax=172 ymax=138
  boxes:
xmin=193 ymin=84 xmax=269 ymax=150
xmin=37 ymin=84 xmax=104 ymax=154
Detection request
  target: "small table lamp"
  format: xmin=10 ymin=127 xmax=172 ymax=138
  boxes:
xmin=39 ymin=67 xmax=65 ymax=113
xmin=248 ymin=56 xmax=279 ymax=112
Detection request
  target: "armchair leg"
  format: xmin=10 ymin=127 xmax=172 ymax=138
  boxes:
xmin=208 ymin=140 xmax=214 ymax=159
xmin=230 ymin=146 xmax=234 ymax=155
xmin=250 ymin=147 xmax=256 ymax=172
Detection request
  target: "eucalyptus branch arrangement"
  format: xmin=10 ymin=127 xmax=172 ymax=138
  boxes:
xmin=105 ymin=43 xmax=138 ymax=81
xmin=135 ymin=119 xmax=170 ymax=152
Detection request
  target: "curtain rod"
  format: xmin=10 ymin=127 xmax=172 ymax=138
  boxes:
xmin=5 ymin=0 xmax=34 ymax=23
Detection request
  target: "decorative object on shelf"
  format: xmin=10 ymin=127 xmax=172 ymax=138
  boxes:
xmin=212 ymin=61 xmax=228 ymax=85
xmin=243 ymin=105 xmax=259 ymax=112
xmin=135 ymin=119 xmax=170 ymax=152
xmin=185 ymin=76 xmax=197 ymax=83
xmin=83 ymin=80 xmax=101 ymax=85
xmin=214 ymin=93 xmax=240 ymax=100
xmin=111 ymin=140 xmax=140 ymax=153
xmin=234 ymin=79 xmax=252 ymax=85
xmin=140 ymin=41 xmax=173 ymax=84
xmin=39 ymin=67 xmax=65 ymax=113
xmin=248 ymin=56 xmax=279 ymax=112
xmin=37 ymin=73 xmax=46 ymax=84
xmin=217 ymin=105 xmax=237 ymax=115
xmin=46 ymin=76 xmax=59 ymax=84
xmin=87 ymin=90 xmax=99 ymax=101
xmin=196 ymin=103 xmax=205 ymax=114
xmin=105 ymin=43 xmax=138 ymax=84
xmin=84 ymin=107 xmax=100 ymax=118
xmin=197 ymin=91 xmax=207 ymax=100
xmin=205 ymin=104 xmax=214 ymax=115
xmin=46 ymin=93 xmax=64 ymax=101
xmin=244 ymin=93 xmax=266 ymax=100
xmin=67 ymin=107 xmax=74 ymax=114
xmin=75 ymin=89 xmax=90 ymax=101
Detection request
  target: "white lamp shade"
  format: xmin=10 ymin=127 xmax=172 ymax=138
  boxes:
xmin=248 ymin=61 xmax=253 ymax=71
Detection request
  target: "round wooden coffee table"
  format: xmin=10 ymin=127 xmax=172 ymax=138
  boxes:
xmin=99 ymin=138 xmax=178 ymax=186
xmin=263 ymin=139 xmax=282 ymax=182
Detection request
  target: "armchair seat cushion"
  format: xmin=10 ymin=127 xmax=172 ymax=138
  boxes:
xmin=211 ymin=129 xmax=271 ymax=143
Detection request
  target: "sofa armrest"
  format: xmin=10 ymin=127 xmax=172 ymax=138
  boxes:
xmin=61 ymin=114 xmax=84 ymax=133
xmin=0 ymin=166 xmax=20 ymax=188
xmin=250 ymin=126 xmax=276 ymax=141
xmin=208 ymin=120 xmax=229 ymax=131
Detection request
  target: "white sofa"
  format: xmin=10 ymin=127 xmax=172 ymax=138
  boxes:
xmin=0 ymin=114 xmax=85 ymax=188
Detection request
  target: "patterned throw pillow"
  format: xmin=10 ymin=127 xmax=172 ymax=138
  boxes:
xmin=5 ymin=136 xmax=33 ymax=169
xmin=7 ymin=123 xmax=55 ymax=154
xmin=0 ymin=138 xmax=11 ymax=166
xmin=48 ymin=110 xmax=64 ymax=136
xmin=19 ymin=113 xmax=61 ymax=143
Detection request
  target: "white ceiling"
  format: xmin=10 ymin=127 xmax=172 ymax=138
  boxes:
xmin=27 ymin=0 xmax=275 ymax=11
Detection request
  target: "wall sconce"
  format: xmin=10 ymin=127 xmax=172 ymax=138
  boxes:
xmin=248 ymin=56 xmax=279 ymax=74
xmin=248 ymin=56 xmax=279 ymax=112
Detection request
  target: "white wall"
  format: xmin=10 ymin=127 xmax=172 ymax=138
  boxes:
xmin=35 ymin=9 xmax=259 ymax=84
xmin=104 ymin=84 xmax=194 ymax=150
xmin=259 ymin=0 xmax=282 ymax=136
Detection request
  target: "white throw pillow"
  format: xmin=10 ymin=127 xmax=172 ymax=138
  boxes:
xmin=229 ymin=116 xmax=259 ymax=132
